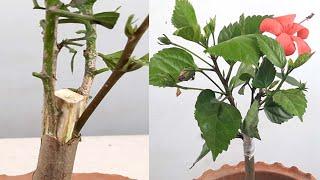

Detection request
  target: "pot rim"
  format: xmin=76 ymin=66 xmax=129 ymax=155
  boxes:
xmin=196 ymin=161 xmax=316 ymax=180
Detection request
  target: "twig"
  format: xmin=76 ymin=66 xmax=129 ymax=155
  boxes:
xmin=171 ymin=42 xmax=214 ymax=68
xmin=73 ymin=15 xmax=149 ymax=135
xmin=200 ymin=71 xmax=225 ymax=93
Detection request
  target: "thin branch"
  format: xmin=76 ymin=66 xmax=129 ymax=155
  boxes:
xmin=171 ymin=42 xmax=214 ymax=68
xmin=175 ymin=85 xmax=204 ymax=91
xmin=200 ymin=71 xmax=225 ymax=93
xmin=73 ymin=15 xmax=149 ymax=135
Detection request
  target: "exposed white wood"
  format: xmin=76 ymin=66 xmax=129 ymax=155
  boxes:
xmin=55 ymin=89 xmax=86 ymax=142
xmin=0 ymin=135 xmax=149 ymax=180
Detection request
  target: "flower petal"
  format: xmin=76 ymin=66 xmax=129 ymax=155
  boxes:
xmin=292 ymin=36 xmax=311 ymax=55
xmin=260 ymin=18 xmax=283 ymax=35
xmin=276 ymin=33 xmax=296 ymax=56
xmin=297 ymin=27 xmax=309 ymax=39
xmin=275 ymin=14 xmax=296 ymax=27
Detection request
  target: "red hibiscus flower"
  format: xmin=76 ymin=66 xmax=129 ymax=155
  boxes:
xmin=260 ymin=14 xmax=311 ymax=56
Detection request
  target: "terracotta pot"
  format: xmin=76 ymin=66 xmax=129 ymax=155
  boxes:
xmin=196 ymin=161 xmax=316 ymax=180
xmin=0 ymin=172 xmax=131 ymax=180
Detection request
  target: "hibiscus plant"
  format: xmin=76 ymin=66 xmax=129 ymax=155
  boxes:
xmin=149 ymin=0 xmax=314 ymax=179
xmin=31 ymin=0 xmax=148 ymax=179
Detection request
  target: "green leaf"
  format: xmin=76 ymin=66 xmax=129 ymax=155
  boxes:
xmin=99 ymin=51 xmax=148 ymax=72
xmin=173 ymin=25 xmax=201 ymax=42
xmin=256 ymin=35 xmax=286 ymax=68
xmin=190 ymin=143 xmax=210 ymax=169
xmin=242 ymin=100 xmax=260 ymax=139
xmin=195 ymin=89 xmax=242 ymax=160
xmin=275 ymin=73 xmax=301 ymax=87
xmin=203 ymin=17 xmax=216 ymax=39
xmin=291 ymin=52 xmax=314 ymax=68
xmin=172 ymin=0 xmax=198 ymax=28
xmin=99 ymin=51 xmax=122 ymax=70
xmin=125 ymin=14 xmax=138 ymax=37
xmin=208 ymin=35 xmax=261 ymax=65
xmin=218 ymin=15 xmax=270 ymax=43
xmin=273 ymin=89 xmax=307 ymax=118
xmin=230 ymin=63 xmax=255 ymax=88
xmin=252 ymin=58 xmax=276 ymax=88
xmin=172 ymin=0 xmax=201 ymax=42
xmin=264 ymin=98 xmax=293 ymax=124
xmin=70 ymin=0 xmax=97 ymax=11
xmin=218 ymin=22 xmax=241 ymax=43
xmin=93 ymin=12 xmax=120 ymax=29
xmin=238 ymin=15 xmax=271 ymax=35
xmin=149 ymin=48 xmax=197 ymax=87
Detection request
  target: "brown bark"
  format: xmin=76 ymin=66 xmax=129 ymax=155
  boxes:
xmin=33 ymin=135 xmax=80 ymax=180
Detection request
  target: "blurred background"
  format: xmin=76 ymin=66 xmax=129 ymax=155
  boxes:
xmin=0 ymin=0 xmax=149 ymax=138
xmin=150 ymin=0 xmax=320 ymax=179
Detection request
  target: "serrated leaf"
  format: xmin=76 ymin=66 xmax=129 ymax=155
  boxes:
xmin=264 ymin=98 xmax=293 ymax=124
xmin=218 ymin=15 xmax=270 ymax=43
xmin=242 ymin=100 xmax=260 ymax=139
xmin=172 ymin=0 xmax=198 ymax=29
xmin=208 ymin=35 xmax=261 ymax=65
xmin=291 ymin=52 xmax=314 ymax=68
xmin=252 ymin=58 xmax=276 ymax=88
xmin=273 ymin=89 xmax=307 ymax=118
xmin=256 ymin=35 xmax=286 ymax=68
xmin=239 ymin=15 xmax=271 ymax=35
xmin=174 ymin=25 xmax=201 ymax=42
xmin=149 ymin=48 xmax=197 ymax=87
xmin=195 ymin=89 xmax=242 ymax=160
xmin=230 ymin=63 xmax=255 ymax=88
xmin=218 ymin=22 xmax=241 ymax=43
xmin=190 ymin=143 xmax=210 ymax=169
xmin=275 ymin=73 xmax=301 ymax=87
xmin=172 ymin=0 xmax=201 ymax=43
xmin=93 ymin=12 xmax=120 ymax=29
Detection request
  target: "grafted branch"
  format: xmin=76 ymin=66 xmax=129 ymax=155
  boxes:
xmin=73 ymin=15 xmax=149 ymax=135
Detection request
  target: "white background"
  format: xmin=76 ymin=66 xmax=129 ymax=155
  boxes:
xmin=0 ymin=0 xmax=148 ymax=137
xmin=150 ymin=0 xmax=320 ymax=179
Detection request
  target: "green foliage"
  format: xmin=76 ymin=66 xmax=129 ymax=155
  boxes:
xmin=70 ymin=0 xmax=97 ymax=11
xmin=207 ymin=35 xmax=261 ymax=65
xmin=99 ymin=51 xmax=148 ymax=72
xmin=203 ymin=17 xmax=216 ymax=39
xmin=149 ymin=48 xmax=197 ymax=87
xmin=190 ymin=142 xmax=210 ymax=169
xmin=93 ymin=12 xmax=120 ymax=29
xmin=273 ymin=89 xmax=307 ymax=119
xmin=172 ymin=0 xmax=201 ymax=42
xmin=275 ymin=73 xmax=302 ymax=87
xmin=125 ymin=15 xmax=138 ymax=37
xmin=218 ymin=15 xmax=270 ymax=43
xmin=230 ymin=63 xmax=255 ymax=88
xmin=264 ymin=98 xmax=293 ymax=124
xmin=290 ymin=52 xmax=314 ymax=69
xmin=195 ymin=89 xmax=241 ymax=160
xmin=252 ymin=58 xmax=276 ymax=88
xmin=256 ymin=35 xmax=286 ymax=68
xmin=242 ymin=100 xmax=260 ymax=139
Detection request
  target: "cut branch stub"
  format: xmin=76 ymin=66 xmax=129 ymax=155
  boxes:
xmin=55 ymin=89 xmax=86 ymax=143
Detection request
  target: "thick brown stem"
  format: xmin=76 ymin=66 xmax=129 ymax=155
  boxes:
xmin=33 ymin=135 xmax=80 ymax=180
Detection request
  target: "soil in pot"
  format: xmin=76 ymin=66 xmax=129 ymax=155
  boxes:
xmin=196 ymin=161 xmax=316 ymax=180
xmin=0 ymin=172 xmax=131 ymax=180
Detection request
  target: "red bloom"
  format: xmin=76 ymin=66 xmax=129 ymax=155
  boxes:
xmin=260 ymin=14 xmax=311 ymax=56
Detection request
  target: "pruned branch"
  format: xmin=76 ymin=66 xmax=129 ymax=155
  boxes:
xmin=73 ymin=15 xmax=149 ymax=135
